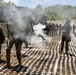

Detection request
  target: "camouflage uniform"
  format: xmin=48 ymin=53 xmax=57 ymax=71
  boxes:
xmin=6 ymin=38 xmax=22 ymax=67
xmin=60 ymin=20 xmax=72 ymax=54
xmin=0 ymin=25 xmax=5 ymax=59
xmin=6 ymin=21 xmax=22 ymax=68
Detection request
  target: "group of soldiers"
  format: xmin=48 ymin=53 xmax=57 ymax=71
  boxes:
xmin=0 ymin=19 xmax=75 ymax=69
xmin=44 ymin=22 xmax=62 ymax=35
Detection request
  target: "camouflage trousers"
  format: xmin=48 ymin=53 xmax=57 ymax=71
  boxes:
xmin=61 ymin=36 xmax=70 ymax=53
xmin=6 ymin=39 xmax=22 ymax=66
xmin=0 ymin=44 xmax=1 ymax=59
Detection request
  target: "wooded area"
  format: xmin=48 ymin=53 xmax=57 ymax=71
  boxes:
xmin=0 ymin=0 xmax=76 ymax=21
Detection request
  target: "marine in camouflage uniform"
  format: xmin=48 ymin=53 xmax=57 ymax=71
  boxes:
xmin=6 ymin=37 xmax=22 ymax=68
xmin=0 ymin=25 xmax=5 ymax=59
xmin=60 ymin=20 xmax=72 ymax=54
xmin=5 ymin=20 xmax=22 ymax=68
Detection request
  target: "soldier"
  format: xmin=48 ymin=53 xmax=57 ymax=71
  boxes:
xmin=60 ymin=20 xmax=72 ymax=54
xmin=59 ymin=24 xmax=62 ymax=35
xmin=5 ymin=20 xmax=22 ymax=68
xmin=0 ymin=25 xmax=5 ymax=60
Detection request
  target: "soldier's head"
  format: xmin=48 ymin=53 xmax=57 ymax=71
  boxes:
xmin=65 ymin=20 xmax=71 ymax=25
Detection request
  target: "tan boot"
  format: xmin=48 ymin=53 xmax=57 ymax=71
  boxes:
xmin=4 ymin=63 xmax=11 ymax=69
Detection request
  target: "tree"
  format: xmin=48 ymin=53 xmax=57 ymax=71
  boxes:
xmin=0 ymin=0 xmax=15 ymax=6
xmin=0 ymin=0 xmax=4 ymax=2
xmin=0 ymin=0 xmax=4 ymax=6
xmin=35 ymin=4 xmax=42 ymax=11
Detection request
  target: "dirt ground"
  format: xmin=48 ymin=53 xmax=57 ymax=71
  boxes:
xmin=0 ymin=35 xmax=76 ymax=75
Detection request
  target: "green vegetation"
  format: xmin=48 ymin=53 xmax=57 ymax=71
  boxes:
xmin=0 ymin=0 xmax=15 ymax=6
xmin=35 ymin=4 xmax=76 ymax=20
xmin=44 ymin=5 xmax=76 ymax=20
xmin=0 ymin=0 xmax=76 ymax=20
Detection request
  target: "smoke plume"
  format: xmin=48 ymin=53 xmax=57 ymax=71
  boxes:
xmin=1 ymin=5 xmax=49 ymax=44
xmin=32 ymin=23 xmax=52 ymax=44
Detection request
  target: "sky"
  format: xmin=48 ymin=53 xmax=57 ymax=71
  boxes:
xmin=4 ymin=0 xmax=76 ymax=8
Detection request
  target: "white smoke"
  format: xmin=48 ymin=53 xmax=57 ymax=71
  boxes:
xmin=1 ymin=5 xmax=49 ymax=44
xmin=1 ymin=5 xmax=34 ymax=42
xmin=33 ymin=23 xmax=46 ymax=36
xmin=32 ymin=23 xmax=52 ymax=44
